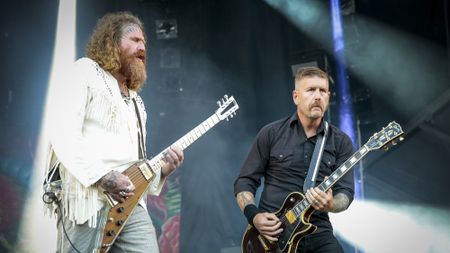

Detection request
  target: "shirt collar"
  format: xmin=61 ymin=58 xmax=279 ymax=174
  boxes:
xmin=289 ymin=112 xmax=327 ymax=135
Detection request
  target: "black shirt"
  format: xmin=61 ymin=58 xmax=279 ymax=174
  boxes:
xmin=234 ymin=112 xmax=355 ymax=232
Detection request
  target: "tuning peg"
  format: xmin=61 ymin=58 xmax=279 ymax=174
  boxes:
xmin=383 ymin=146 xmax=389 ymax=151
xmin=391 ymin=141 xmax=397 ymax=145
xmin=217 ymin=100 xmax=222 ymax=106
xmin=399 ymin=136 xmax=404 ymax=141
xmin=224 ymin=94 xmax=228 ymax=99
xmin=226 ymin=117 xmax=229 ymax=121
xmin=230 ymin=114 xmax=234 ymax=118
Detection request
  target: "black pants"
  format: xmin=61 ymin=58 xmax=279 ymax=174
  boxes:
xmin=296 ymin=231 xmax=344 ymax=253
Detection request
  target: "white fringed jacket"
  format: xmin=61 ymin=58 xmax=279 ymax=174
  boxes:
xmin=45 ymin=58 xmax=165 ymax=227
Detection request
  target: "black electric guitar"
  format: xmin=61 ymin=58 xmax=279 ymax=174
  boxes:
xmin=99 ymin=95 xmax=239 ymax=253
xmin=241 ymin=121 xmax=404 ymax=253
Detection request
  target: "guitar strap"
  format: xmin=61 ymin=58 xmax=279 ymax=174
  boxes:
xmin=131 ymin=98 xmax=147 ymax=159
xmin=303 ymin=121 xmax=329 ymax=193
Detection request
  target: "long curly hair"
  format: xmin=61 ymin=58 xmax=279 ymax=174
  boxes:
xmin=85 ymin=12 xmax=145 ymax=73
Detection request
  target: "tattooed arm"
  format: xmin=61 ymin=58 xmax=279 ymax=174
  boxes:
xmin=330 ymin=192 xmax=351 ymax=212
xmin=236 ymin=191 xmax=283 ymax=242
xmin=98 ymin=171 xmax=135 ymax=203
xmin=236 ymin=191 xmax=256 ymax=211
xmin=306 ymin=187 xmax=351 ymax=213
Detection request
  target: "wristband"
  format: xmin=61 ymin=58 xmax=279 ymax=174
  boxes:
xmin=243 ymin=204 xmax=263 ymax=227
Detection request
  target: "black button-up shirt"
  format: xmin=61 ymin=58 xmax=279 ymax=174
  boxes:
xmin=234 ymin=112 xmax=355 ymax=232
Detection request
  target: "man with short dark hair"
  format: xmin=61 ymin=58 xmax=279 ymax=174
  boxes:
xmin=234 ymin=67 xmax=354 ymax=252
xmin=46 ymin=12 xmax=183 ymax=252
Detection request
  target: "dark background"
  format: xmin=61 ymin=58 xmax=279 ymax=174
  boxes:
xmin=0 ymin=0 xmax=449 ymax=252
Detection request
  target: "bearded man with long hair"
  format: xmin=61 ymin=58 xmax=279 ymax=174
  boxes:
xmin=45 ymin=12 xmax=184 ymax=253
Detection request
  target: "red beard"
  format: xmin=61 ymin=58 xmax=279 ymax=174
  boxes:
xmin=119 ymin=51 xmax=147 ymax=91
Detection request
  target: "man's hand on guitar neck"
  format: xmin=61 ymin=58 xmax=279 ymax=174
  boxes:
xmin=305 ymin=176 xmax=351 ymax=213
xmin=305 ymin=186 xmax=335 ymax=212
xmin=161 ymin=145 xmax=184 ymax=177
xmin=99 ymin=171 xmax=135 ymax=203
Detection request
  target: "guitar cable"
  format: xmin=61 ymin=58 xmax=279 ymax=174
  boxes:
xmin=43 ymin=190 xmax=82 ymax=253
xmin=57 ymin=200 xmax=82 ymax=253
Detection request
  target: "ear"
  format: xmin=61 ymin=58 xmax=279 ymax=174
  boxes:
xmin=292 ymin=90 xmax=299 ymax=105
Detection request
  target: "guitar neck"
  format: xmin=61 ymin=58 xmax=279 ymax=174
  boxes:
xmin=146 ymin=113 xmax=220 ymax=170
xmin=292 ymin=145 xmax=371 ymax=214
xmin=317 ymin=145 xmax=370 ymax=193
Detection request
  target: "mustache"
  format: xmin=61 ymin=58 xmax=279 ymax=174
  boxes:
xmin=310 ymin=101 xmax=322 ymax=109
xmin=134 ymin=51 xmax=146 ymax=63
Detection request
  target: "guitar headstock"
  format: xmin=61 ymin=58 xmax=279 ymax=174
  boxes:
xmin=215 ymin=95 xmax=239 ymax=121
xmin=366 ymin=121 xmax=405 ymax=151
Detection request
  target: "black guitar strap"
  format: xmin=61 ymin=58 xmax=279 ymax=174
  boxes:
xmin=303 ymin=121 xmax=329 ymax=193
xmin=132 ymin=98 xmax=147 ymax=159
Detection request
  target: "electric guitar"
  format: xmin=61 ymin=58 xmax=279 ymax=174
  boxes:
xmin=99 ymin=95 xmax=239 ymax=253
xmin=241 ymin=121 xmax=404 ymax=253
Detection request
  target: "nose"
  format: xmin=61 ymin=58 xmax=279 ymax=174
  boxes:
xmin=313 ymin=89 xmax=322 ymax=100
xmin=137 ymin=41 xmax=145 ymax=51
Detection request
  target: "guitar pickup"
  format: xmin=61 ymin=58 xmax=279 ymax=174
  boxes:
xmin=285 ymin=210 xmax=297 ymax=224
xmin=139 ymin=162 xmax=155 ymax=181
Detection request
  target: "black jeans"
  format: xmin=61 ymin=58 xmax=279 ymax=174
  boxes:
xmin=296 ymin=231 xmax=345 ymax=253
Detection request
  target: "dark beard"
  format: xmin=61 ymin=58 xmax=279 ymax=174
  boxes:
xmin=119 ymin=52 xmax=147 ymax=91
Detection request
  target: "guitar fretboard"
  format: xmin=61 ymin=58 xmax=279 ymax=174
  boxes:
xmin=289 ymin=145 xmax=370 ymax=218
xmin=147 ymin=114 xmax=220 ymax=172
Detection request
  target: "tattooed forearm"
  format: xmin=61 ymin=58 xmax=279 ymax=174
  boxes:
xmin=100 ymin=171 xmax=118 ymax=190
xmin=331 ymin=193 xmax=350 ymax=213
xmin=236 ymin=191 xmax=256 ymax=211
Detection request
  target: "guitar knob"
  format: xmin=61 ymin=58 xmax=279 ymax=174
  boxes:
xmin=117 ymin=207 xmax=125 ymax=213
xmin=107 ymin=230 xmax=116 ymax=236
xmin=116 ymin=220 xmax=124 ymax=226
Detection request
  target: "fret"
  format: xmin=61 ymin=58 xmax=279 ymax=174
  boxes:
xmin=202 ymin=122 xmax=210 ymax=132
xmin=194 ymin=127 xmax=202 ymax=139
xmin=303 ymin=200 xmax=310 ymax=209
xmin=211 ymin=115 xmax=219 ymax=124
xmin=318 ymin=184 xmax=326 ymax=192
xmin=198 ymin=124 xmax=206 ymax=135
xmin=190 ymin=129 xmax=199 ymax=140
xmin=331 ymin=173 xmax=338 ymax=181
xmin=360 ymin=146 xmax=368 ymax=154
xmin=180 ymin=140 xmax=187 ymax=149
xmin=182 ymin=136 xmax=190 ymax=146
xmin=344 ymin=160 xmax=352 ymax=169
xmin=354 ymin=151 xmax=362 ymax=160
xmin=207 ymin=117 xmax=215 ymax=127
